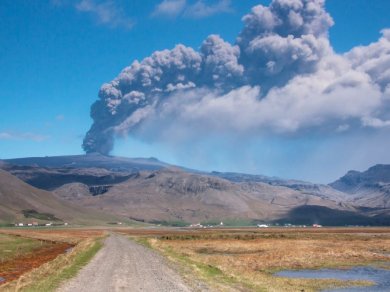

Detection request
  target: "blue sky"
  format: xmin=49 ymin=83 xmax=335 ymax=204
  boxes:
xmin=1 ymin=0 xmax=390 ymax=182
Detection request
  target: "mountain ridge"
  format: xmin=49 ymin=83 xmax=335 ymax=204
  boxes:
xmin=330 ymin=164 xmax=390 ymax=209
xmin=1 ymin=155 xmax=390 ymax=225
xmin=70 ymin=168 xmax=351 ymax=224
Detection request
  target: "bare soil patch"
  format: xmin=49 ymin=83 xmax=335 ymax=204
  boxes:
xmin=0 ymin=241 xmax=73 ymax=285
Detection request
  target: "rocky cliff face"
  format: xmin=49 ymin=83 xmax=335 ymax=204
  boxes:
xmin=331 ymin=165 xmax=390 ymax=192
xmin=330 ymin=165 xmax=390 ymax=208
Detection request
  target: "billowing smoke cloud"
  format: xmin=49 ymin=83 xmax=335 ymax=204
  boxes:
xmin=83 ymin=0 xmax=390 ymax=156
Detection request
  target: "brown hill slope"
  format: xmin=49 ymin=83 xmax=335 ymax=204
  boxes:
xmin=0 ymin=164 xmax=132 ymax=191
xmin=69 ymin=169 xmax=352 ymax=224
xmin=0 ymin=169 xmax=128 ymax=225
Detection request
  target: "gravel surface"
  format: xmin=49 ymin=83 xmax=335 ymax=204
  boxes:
xmin=57 ymin=233 xmax=192 ymax=292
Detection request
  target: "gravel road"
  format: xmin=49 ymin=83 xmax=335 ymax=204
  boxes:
xmin=57 ymin=233 xmax=193 ymax=292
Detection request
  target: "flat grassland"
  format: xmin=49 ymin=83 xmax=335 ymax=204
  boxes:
xmin=122 ymin=227 xmax=390 ymax=292
xmin=1 ymin=227 xmax=389 ymax=292
xmin=0 ymin=228 xmax=105 ymax=291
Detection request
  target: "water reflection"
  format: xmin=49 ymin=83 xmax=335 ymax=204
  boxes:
xmin=275 ymin=266 xmax=390 ymax=291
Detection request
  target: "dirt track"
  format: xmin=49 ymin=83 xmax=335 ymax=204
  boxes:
xmin=57 ymin=233 xmax=192 ymax=292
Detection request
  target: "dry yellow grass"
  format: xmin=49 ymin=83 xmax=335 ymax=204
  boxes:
xmin=140 ymin=228 xmax=390 ymax=291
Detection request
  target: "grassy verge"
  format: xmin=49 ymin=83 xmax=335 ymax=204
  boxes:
xmin=133 ymin=236 xmax=152 ymax=248
xmin=134 ymin=236 xmax=258 ymax=291
xmin=161 ymin=244 xmax=256 ymax=291
xmin=1 ymin=236 xmax=104 ymax=292
xmin=26 ymin=240 xmax=102 ymax=291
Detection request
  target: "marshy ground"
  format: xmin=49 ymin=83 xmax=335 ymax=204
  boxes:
xmin=123 ymin=227 xmax=390 ymax=291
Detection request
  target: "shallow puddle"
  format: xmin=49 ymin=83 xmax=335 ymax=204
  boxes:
xmin=275 ymin=266 xmax=390 ymax=291
xmin=65 ymin=247 xmax=74 ymax=254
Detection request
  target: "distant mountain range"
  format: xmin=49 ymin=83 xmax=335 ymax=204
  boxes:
xmin=1 ymin=154 xmax=389 ymax=226
xmin=4 ymin=153 xmax=172 ymax=172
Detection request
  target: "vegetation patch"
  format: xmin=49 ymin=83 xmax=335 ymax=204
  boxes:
xmin=136 ymin=228 xmax=389 ymax=291
xmin=0 ymin=236 xmax=72 ymax=285
xmin=149 ymin=220 xmax=189 ymax=227
xmin=0 ymin=234 xmax=48 ymax=263
xmin=22 ymin=209 xmax=61 ymax=222
xmin=133 ymin=237 xmax=153 ymax=249
xmin=156 ymin=243 xmax=251 ymax=291
xmin=24 ymin=239 xmax=102 ymax=291
xmin=0 ymin=229 xmax=105 ymax=291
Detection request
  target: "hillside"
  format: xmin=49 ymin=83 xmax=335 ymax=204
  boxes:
xmin=212 ymin=171 xmax=348 ymax=202
xmin=0 ymin=169 xmax=129 ymax=225
xmin=330 ymin=165 xmax=390 ymax=208
xmin=64 ymin=169 xmax=354 ymax=224
xmin=2 ymin=155 xmax=390 ymax=226
xmin=1 ymin=154 xmax=182 ymax=191
xmin=1 ymin=164 xmax=133 ymax=191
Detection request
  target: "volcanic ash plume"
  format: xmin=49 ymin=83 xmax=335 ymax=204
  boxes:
xmin=83 ymin=0 xmax=390 ymax=155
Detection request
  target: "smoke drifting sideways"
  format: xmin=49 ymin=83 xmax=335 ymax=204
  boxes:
xmin=83 ymin=0 xmax=390 ymax=156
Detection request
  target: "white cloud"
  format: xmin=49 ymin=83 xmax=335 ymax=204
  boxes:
xmin=336 ymin=124 xmax=350 ymax=133
xmin=346 ymin=28 xmax=390 ymax=91
xmin=0 ymin=133 xmax=12 ymax=140
xmin=184 ymin=0 xmax=233 ymax=18
xmin=151 ymin=0 xmax=187 ymax=18
xmin=152 ymin=0 xmax=233 ymax=19
xmin=0 ymin=132 xmax=49 ymax=142
xmin=362 ymin=117 xmax=390 ymax=128
xmin=75 ymin=0 xmax=133 ymax=29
